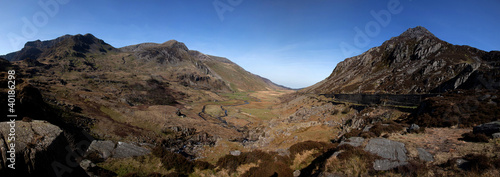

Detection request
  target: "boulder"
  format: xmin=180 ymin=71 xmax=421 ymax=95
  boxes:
xmin=339 ymin=137 xmax=365 ymax=147
xmin=417 ymin=148 xmax=434 ymax=162
xmin=114 ymin=142 xmax=150 ymax=158
xmin=87 ymin=140 xmax=115 ymax=159
xmin=364 ymin=138 xmax=408 ymax=170
xmin=407 ymin=124 xmax=420 ymax=133
xmin=492 ymin=133 xmax=500 ymax=139
xmin=293 ymin=170 xmax=301 ymax=177
xmin=0 ymin=120 xmax=87 ymax=176
xmin=230 ymin=150 xmax=241 ymax=156
xmin=473 ymin=121 xmax=500 ymax=136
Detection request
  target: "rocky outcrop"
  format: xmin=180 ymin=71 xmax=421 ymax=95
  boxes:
xmin=160 ymin=126 xmax=217 ymax=158
xmin=473 ymin=121 xmax=500 ymax=136
xmin=85 ymin=140 xmax=150 ymax=160
xmin=0 ymin=120 xmax=87 ymax=176
xmin=339 ymin=137 xmax=365 ymax=147
xmin=364 ymin=138 xmax=408 ymax=170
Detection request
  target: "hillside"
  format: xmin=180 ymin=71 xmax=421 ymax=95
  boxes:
xmin=304 ymin=26 xmax=500 ymax=94
xmin=0 ymin=33 xmax=291 ymax=158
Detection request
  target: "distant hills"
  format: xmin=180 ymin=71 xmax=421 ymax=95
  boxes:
xmin=304 ymin=26 xmax=500 ymax=94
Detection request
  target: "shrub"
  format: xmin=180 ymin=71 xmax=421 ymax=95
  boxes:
xmin=216 ymin=150 xmax=273 ymax=173
xmin=408 ymin=91 xmax=500 ymax=128
xmin=336 ymin=145 xmax=378 ymax=162
xmin=289 ymin=141 xmax=334 ymax=159
xmin=242 ymin=161 xmax=293 ymax=177
xmin=152 ymin=145 xmax=213 ymax=175
xmin=369 ymin=121 xmax=405 ymax=137
xmin=464 ymin=154 xmax=494 ymax=174
xmin=460 ymin=132 xmax=489 ymax=143
xmin=391 ymin=160 xmax=429 ymax=176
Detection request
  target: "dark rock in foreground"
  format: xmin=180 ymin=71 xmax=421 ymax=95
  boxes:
xmin=473 ymin=121 xmax=500 ymax=136
xmin=0 ymin=120 xmax=87 ymax=176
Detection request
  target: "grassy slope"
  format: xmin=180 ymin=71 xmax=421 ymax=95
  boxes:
xmin=203 ymin=59 xmax=274 ymax=92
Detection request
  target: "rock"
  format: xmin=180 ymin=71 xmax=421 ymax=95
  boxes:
xmin=455 ymin=159 xmax=470 ymax=170
xmin=86 ymin=140 xmax=150 ymax=159
xmin=230 ymin=150 xmax=241 ymax=156
xmin=276 ymin=148 xmax=290 ymax=157
xmin=331 ymin=150 xmax=344 ymax=159
xmin=492 ymin=133 xmax=500 ymax=139
xmin=0 ymin=120 xmax=86 ymax=176
xmin=363 ymin=125 xmax=373 ymax=132
xmin=339 ymin=137 xmax=365 ymax=147
xmin=318 ymin=172 xmax=342 ymax=177
xmin=473 ymin=121 xmax=500 ymax=136
xmin=364 ymin=138 xmax=408 ymax=170
xmin=79 ymin=159 xmax=95 ymax=171
xmin=114 ymin=142 xmax=150 ymax=158
xmin=293 ymin=170 xmax=301 ymax=177
xmin=87 ymin=140 xmax=115 ymax=159
xmin=417 ymin=148 xmax=434 ymax=162
xmin=407 ymin=124 xmax=420 ymax=133
xmin=373 ymin=159 xmax=408 ymax=171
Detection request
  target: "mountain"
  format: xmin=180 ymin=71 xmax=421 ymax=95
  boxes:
xmin=304 ymin=26 xmax=500 ymax=94
xmin=119 ymin=40 xmax=288 ymax=92
xmin=1 ymin=34 xmax=117 ymax=62
xmin=4 ymin=34 xmax=285 ymax=92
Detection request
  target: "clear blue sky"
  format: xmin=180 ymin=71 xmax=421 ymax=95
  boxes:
xmin=1 ymin=0 xmax=499 ymax=88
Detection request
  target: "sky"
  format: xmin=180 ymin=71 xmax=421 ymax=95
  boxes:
xmin=1 ymin=0 xmax=499 ymax=89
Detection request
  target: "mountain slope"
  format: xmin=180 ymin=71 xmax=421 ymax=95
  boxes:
xmin=189 ymin=50 xmax=288 ymax=91
xmin=304 ymin=26 xmax=500 ymax=94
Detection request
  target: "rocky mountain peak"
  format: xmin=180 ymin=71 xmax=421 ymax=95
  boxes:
xmin=161 ymin=40 xmax=189 ymax=51
xmin=398 ymin=26 xmax=435 ymax=39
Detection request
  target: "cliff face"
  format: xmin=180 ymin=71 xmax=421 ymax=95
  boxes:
xmin=305 ymin=26 xmax=500 ymax=94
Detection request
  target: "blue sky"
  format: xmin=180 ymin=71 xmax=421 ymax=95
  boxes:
xmin=1 ymin=0 xmax=499 ymax=88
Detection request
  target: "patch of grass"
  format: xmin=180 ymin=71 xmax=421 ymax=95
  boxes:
xmin=240 ymin=108 xmax=276 ymax=120
xmin=219 ymin=92 xmax=255 ymax=101
xmin=98 ymin=155 xmax=171 ymax=176
xmin=100 ymin=106 xmax=126 ymax=123
xmin=204 ymin=105 xmax=225 ymax=117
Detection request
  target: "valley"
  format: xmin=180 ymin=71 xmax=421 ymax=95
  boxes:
xmin=0 ymin=26 xmax=499 ymax=177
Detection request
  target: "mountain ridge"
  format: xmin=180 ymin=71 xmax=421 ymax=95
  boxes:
xmin=303 ymin=26 xmax=500 ymax=94
xmin=2 ymin=33 xmax=288 ymax=92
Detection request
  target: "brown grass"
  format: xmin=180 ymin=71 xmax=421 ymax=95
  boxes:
xmin=325 ymin=145 xmax=379 ymax=176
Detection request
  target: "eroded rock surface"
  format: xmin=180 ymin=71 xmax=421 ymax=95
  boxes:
xmin=0 ymin=120 xmax=86 ymax=176
xmin=364 ymin=138 xmax=408 ymax=170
